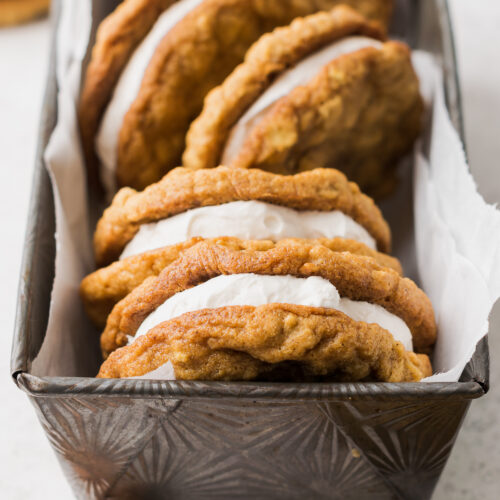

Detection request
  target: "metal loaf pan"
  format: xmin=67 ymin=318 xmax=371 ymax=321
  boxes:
xmin=11 ymin=0 xmax=489 ymax=498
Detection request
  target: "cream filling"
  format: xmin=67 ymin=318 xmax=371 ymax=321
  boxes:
xmin=120 ymin=200 xmax=376 ymax=259
xmin=129 ymin=361 xmax=176 ymax=380
xmin=96 ymin=0 xmax=204 ymax=194
xmin=132 ymin=273 xmax=413 ymax=349
xmin=221 ymin=36 xmax=383 ymax=165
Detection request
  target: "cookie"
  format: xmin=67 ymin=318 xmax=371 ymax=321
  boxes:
xmin=99 ymin=238 xmax=436 ymax=358
xmin=81 ymin=236 xmax=402 ymax=328
xmin=94 ymin=166 xmax=392 ymax=266
xmin=0 ymin=0 xmax=49 ymax=27
xmin=98 ymin=304 xmax=432 ymax=382
xmin=81 ymin=0 xmax=393 ymax=191
xmin=185 ymin=29 xmax=422 ymax=197
xmin=183 ymin=6 xmax=385 ymax=171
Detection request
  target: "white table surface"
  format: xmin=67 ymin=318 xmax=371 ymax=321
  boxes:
xmin=1 ymin=1 xmax=499 ymax=498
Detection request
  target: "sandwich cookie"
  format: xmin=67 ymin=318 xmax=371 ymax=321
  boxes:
xmin=184 ymin=11 xmax=422 ymax=198
xmin=81 ymin=236 xmax=402 ymax=329
xmin=79 ymin=0 xmax=394 ymax=192
xmin=93 ymin=166 xmax=392 ymax=267
xmin=183 ymin=6 xmax=385 ymax=171
xmin=97 ymin=238 xmax=435 ymax=382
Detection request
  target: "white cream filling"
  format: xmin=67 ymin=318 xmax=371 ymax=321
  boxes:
xmin=120 ymin=200 xmax=376 ymax=259
xmin=96 ymin=0 xmax=204 ymax=194
xmin=221 ymin=36 xmax=383 ymax=165
xmin=129 ymin=361 xmax=176 ymax=380
xmin=135 ymin=274 xmax=412 ymax=380
xmin=132 ymin=273 xmax=412 ymax=350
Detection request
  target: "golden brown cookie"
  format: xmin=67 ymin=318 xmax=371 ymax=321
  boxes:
xmin=183 ymin=6 xmax=385 ymax=171
xmin=219 ymin=41 xmax=422 ymax=198
xmin=82 ymin=236 xmax=402 ymax=329
xmin=114 ymin=0 xmax=393 ymax=189
xmin=78 ymin=0 xmax=176 ymax=186
xmin=94 ymin=166 xmax=391 ymax=266
xmin=100 ymin=238 xmax=436 ymax=357
xmin=334 ymin=0 xmax=393 ymax=27
xmin=0 ymin=0 xmax=49 ymax=27
xmin=98 ymin=304 xmax=432 ymax=382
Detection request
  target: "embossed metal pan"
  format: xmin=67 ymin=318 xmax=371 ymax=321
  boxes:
xmin=11 ymin=1 xmax=489 ymax=499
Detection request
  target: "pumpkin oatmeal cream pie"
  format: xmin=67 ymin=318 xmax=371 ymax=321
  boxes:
xmin=93 ymin=166 xmax=392 ymax=266
xmin=79 ymin=0 xmax=393 ymax=193
xmin=183 ymin=12 xmax=422 ymax=198
xmin=84 ymin=166 xmax=393 ymax=326
xmin=97 ymin=237 xmax=435 ymax=382
xmin=82 ymin=236 xmax=401 ymax=329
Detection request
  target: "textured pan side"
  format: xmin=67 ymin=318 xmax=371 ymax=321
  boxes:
xmin=17 ymin=373 xmax=484 ymax=401
xmin=10 ymin=0 xmax=59 ymax=379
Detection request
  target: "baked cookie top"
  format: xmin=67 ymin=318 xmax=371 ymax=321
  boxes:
xmin=100 ymin=238 xmax=436 ymax=357
xmin=82 ymin=236 xmax=402 ymax=328
xmin=183 ymin=5 xmax=385 ymax=171
xmin=98 ymin=303 xmax=431 ymax=382
xmin=94 ymin=166 xmax=392 ymax=266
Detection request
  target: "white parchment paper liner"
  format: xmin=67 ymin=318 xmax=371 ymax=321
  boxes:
xmin=32 ymin=2 xmax=500 ymax=381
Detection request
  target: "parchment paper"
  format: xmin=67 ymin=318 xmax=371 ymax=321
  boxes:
xmin=33 ymin=1 xmax=500 ymax=381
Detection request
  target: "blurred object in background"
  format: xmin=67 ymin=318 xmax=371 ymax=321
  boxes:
xmin=0 ymin=0 xmax=50 ymax=27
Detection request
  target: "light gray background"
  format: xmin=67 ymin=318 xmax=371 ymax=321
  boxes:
xmin=0 ymin=1 xmax=498 ymax=498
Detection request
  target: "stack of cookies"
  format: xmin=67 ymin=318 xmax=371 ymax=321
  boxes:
xmin=79 ymin=1 xmax=436 ymax=382
xmin=79 ymin=0 xmax=418 ymax=197
xmin=81 ymin=167 xmax=435 ymax=382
